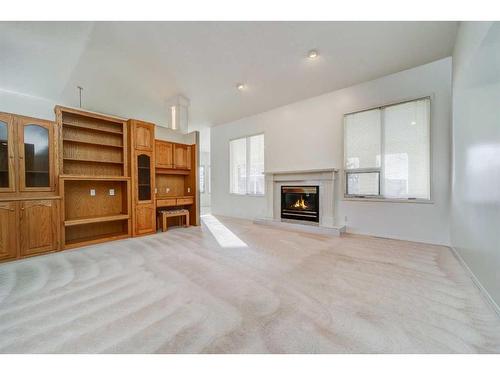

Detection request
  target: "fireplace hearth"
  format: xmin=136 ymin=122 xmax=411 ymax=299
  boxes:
xmin=281 ymin=186 xmax=319 ymax=223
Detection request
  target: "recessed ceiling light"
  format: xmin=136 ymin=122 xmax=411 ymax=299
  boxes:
xmin=236 ymin=83 xmax=245 ymax=91
xmin=307 ymin=49 xmax=319 ymax=59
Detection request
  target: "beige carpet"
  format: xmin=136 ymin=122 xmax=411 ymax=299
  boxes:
xmin=0 ymin=215 xmax=499 ymax=353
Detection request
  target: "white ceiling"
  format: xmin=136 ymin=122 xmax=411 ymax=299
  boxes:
xmin=0 ymin=21 xmax=458 ymax=129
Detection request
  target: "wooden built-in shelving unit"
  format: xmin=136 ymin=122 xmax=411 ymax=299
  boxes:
xmin=155 ymin=140 xmax=197 ymax=227
xmin=2 ymin=107 xmax=199 ymax=263
xmin=56 ymin=106 xmax=131 ymax=249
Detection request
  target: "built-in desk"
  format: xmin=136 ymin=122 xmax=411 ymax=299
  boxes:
xmin=156 ymin=196 xmax=194 ymax=208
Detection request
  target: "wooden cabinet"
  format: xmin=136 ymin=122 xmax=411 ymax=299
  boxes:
xmin=0 ymin=201 xmax=18 ymax=261
xmin=0 ymin=112 xmax=60 ymax=263
xmin=174 ymin=144 xmax=191 ymax=170
xmin=19 ymin=199 xmax=59 ymax=256
xmin=0 ymin=113 xmax=16 ymax=193
xmin=134 ymin=122 xmax=154 ymax=151
xmin=135 ymin=204 xmax=156 ymax=235
xmin=155 ymin=140 xmax=191 ymax=170
xmin=0 ymin=198 xmax=60 ymax=262
xmin=129 ymin=120 xmax=156 ymax=237
xmin=155 ymin=140 xmax=173 ymax=169
xmin=0 ymin=112 xmax=57 ymax=196
xmin=17 ymin=116 xmax=55 ymax=192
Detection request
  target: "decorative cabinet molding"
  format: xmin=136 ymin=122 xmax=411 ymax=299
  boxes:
xmin=20 ymin=199 xmax=60 ymax=256
xmin=0 ymin=201 xmax=18 ymax=261
xmin=135 ymin=204 xmax=156 ymax=235
xmin=155 ymin=140 xmax=173 ymax=169
xmin=134 ymin=122 xmax=154 ymax=151
xmin=173 ymin=144 xmax=191 ymax=170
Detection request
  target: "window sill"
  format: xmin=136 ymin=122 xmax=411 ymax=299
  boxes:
xmin=343 ymin=197 xmax=434 ymax=204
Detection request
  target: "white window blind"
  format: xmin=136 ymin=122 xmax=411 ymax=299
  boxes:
xmin=344 ymin=97 xmax=431 ymax=200
xmin=230 ymin=134 xmax=265 ymax=195
xmin=344 ymin=109 xmax=381 ymax=169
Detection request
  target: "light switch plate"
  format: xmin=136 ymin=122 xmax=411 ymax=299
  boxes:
xmin=90 ymin=189 xmax=96 ymax=196
xmin=109 ymin=189 xmax=115 ymax=196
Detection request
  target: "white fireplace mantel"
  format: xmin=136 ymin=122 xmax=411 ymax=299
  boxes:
xmin=255 ymin=168 xmax=345 ymax=236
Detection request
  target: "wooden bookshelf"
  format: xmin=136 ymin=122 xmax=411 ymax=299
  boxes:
xmin=56 ymin=106 xmax=131 ymax=249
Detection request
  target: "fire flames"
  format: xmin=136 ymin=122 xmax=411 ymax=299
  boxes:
xmin=292 ymin=196 xmax=308 ymax=209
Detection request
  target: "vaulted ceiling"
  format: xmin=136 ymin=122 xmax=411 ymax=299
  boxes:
xmin=0 ymin=21 xmax=458 ymax=129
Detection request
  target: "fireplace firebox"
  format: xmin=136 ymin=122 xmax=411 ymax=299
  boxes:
xmin=281 ymin=186 xmax=319 ymax=223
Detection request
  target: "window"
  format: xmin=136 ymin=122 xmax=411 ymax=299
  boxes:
xmin=199 ymin=165 xmax=205 ymax=193
xmin=344 ymin=97 xmax=430 ymax=200
xmin=230 ymin=134 xmax=265 ymax=195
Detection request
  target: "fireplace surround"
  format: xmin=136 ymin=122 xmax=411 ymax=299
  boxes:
xmin=255 ymin=168 xmax=345 ymax=236
xmin=281 ymin=185 xmax=319 ymax=222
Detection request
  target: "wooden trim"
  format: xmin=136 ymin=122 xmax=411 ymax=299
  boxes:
xmin=60 ymin=175 xmax=130 ymax=181
xmin=0 ymin=196 xmax=61 ymax=202
xmin=55 ymin=105 xmax=127 ymax=123
xmin=155 ymin=168 xmax=190 ymax=175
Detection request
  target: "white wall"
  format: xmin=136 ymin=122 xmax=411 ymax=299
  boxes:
xmin=212 ymin=58 xmax=452 ymax=245
xmin=0 ymin=87 xmax=197 ymax=145
xmin=0 ymin=88 xmax=58 ymax=121
xmin=451 ymin=22 xmax=500 ymax=306
xmin=200 ymin=151 xmax=211 ymax=208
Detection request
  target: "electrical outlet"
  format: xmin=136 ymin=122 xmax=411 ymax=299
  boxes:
xmin=90 ymin=189 xmax=96 ymax=196
xmin=187 ymin=187 xmax=191 ymax=193
xmin=109 ymin=189 xmax=115 ymax=196
xmin=166 ymin=187 xmax=170 ymax=193
xmin=154 ymin=188 xmax=158 ymax=194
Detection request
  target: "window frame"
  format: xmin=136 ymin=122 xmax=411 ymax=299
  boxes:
xmin=343 ymin=96 xmax=433 ymax=203
xmin=199 ymin=165 xmax=205 ymax=194
xmin=229 ymin=132 xmax=265 ymax=197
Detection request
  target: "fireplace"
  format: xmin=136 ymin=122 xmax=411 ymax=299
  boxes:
xmin=281 ymin=185 xmax=319 ymax=223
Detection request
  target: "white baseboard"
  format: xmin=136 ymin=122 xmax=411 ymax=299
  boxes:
xmin=449 ymin=246 xmax=500 ymax=318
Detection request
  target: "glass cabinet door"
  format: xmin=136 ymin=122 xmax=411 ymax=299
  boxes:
xmin=18 ymin=119 xmax=53 ymax=191
xmin=0 ymin=115 xmax=15 ymax=192
xmin=137 ymin=153 xmax=151 ymax=201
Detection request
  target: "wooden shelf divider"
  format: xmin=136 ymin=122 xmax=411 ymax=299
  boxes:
xmin=64 ymin=214 xmax=129 ymax=227
xmin=62 ymin=121 xmax=123 ymax=135
xmin=63 ymin=157 xmax=124 ymax=164
xmin=63 ymin=138 xmax=123 ymax=148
